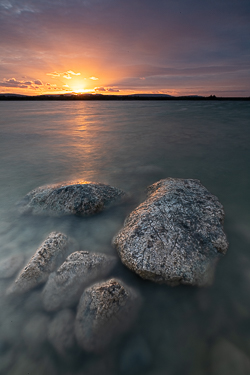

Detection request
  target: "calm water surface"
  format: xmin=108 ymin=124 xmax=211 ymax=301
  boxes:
xmin=0 ymin=101 xmax=250 ymax=375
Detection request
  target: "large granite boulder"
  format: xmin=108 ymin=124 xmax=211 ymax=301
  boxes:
xmin=42 ymin=251 xmax=117 ymax=311
xmin=18 ymin=181 xmax=126 ymax=217
xmin=48 ymin=309 xmax=76 ymax=357
xmin=113 ymin=178 xmax=228 ymax=286
xmin=7 ymin=232 xmax=76 ymax=295
xmin=75 ymin=278 xmax=141 ymax=352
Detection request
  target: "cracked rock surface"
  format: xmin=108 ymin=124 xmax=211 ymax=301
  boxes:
xmin=42 ymin=251 xmax=117 ymax=311
xmin=113 ymin=178 xmax=229 ymax=286
xmin=75 ymin=278 xmax=141 ymax=352
xmin=7 ymin=232 xmax=75 ymax=295
xmin=18 ymin=181 xmax=126 ymax=217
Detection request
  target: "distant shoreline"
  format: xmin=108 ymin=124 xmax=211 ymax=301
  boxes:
xmin=0 ymin=94 xmax=249 ymax=101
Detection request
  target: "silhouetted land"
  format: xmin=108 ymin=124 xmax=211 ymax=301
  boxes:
xmin=0 ymin=94 xmax=249 ymax=101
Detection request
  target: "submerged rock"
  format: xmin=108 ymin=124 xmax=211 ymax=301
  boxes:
xmin=18 ymin=181 xmax=126 ymax=217
xmin=22 ymin=312 xmax=50 ymax=353
xmin=42 ymin=251 xmax=117 ymax=311
xmin=113 ymin=178 xmax=228 ymax=286
xmin=75 ymin=278 xmax=141 ymax=353
xmin=0 ymin=254 xmax=25 ymax=279
xmin=48 ymin=309 xmax=76 ymax=357
xmin=7 ymin=232 xmax=76 ymax=295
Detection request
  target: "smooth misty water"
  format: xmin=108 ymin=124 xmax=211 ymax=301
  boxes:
xmin=0 ymin=100 xmax=250 ymax=375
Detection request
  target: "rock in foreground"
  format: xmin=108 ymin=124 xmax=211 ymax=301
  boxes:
xmin=42 ymin=251 xmax=117 ymax=311
xmin=75 ymin=278 xmax=141 ymax=352
xmin=113 ymin=178 xmax=228 ymax=286
xmin=18 ymin=181 xmax=126 ymax=216
xmin=7 ymin=232 xmax=75 ymax=295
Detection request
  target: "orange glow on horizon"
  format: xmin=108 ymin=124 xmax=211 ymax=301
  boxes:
xmin=70 ymin=84 xmax=85 ymax=93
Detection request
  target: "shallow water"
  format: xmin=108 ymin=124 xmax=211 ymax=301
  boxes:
xmin=0 ymin=100 xmax=250 ymax=375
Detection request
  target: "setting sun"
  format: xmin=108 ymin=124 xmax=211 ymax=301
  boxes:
xmin=70 ymin=79 xmax=86 ymax=93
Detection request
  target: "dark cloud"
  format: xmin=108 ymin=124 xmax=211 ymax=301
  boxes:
xmin=0 ymin=77 xmax=44 ymax=89
xmin=95 ymin=87 xmax=120 ymax=93
xmin=0 ymin=78 xmax=28 ymax=88
xmin=107 ymin=88 xmax=120 ymax=92
xmin=34 ymin=79 xmax=42 ymax=85
xmin=95 ymin=87 xmax=106 ymax=92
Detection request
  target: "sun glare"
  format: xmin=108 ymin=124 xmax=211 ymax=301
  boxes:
xmin=71 ymin=83 xmax=85 ymax=93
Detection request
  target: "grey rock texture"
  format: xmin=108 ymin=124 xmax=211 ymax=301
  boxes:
xmin=18 ymin=181 xmax=126 ymax=217
xmin=48 ymin=309 xmax=76 ymax=357
xmin=75 ymin=278 xmax=141 ymax=353
xmin=42 ymin=251 xmax=117 ymax=311
xmin=113 ymin=178 xmax=228 ymax=286
xmin=7 ymin=232 xmax=75 ymax=295
xmin=0 ymin=254 xmax=25 ymax=279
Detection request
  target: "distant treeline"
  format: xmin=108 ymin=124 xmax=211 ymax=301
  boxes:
xmin=0 ymin=94 xmax=249 ymax=101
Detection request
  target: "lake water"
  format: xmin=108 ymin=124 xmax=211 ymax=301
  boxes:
xmin=0 ymin=100 xmax=250 ymax=375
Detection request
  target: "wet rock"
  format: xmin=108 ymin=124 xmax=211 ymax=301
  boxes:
xmin=7 ymin=232 xmax=76 ymax=295
xmin=211 ymin=339 xmax=250 ymax=375
xmin=113 ymin=178 xmax=228 ymax=286
xmin=18 ymin=181 xmax=126 ymax=217
xmin=75 ymin=278 xmax=141 ymax=353
xmin=48 ymin=309 xmax=76 ymax=357
xmin=120 ymin=335 xmax=152 ymax=374
xmin=42 ymin=251 xmax=117 ymax=311
xmin=0 ymin=254 xmax=24 ymax=279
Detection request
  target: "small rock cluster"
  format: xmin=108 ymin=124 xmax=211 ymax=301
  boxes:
xmin=3 ymin=232 xmax=140 ymax=355
xmin=0 ymin=178 xmax=229 ymax=371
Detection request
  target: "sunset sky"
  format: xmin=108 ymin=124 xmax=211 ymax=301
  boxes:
xmin=0 ymin=0 xmax=249 ymax=96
